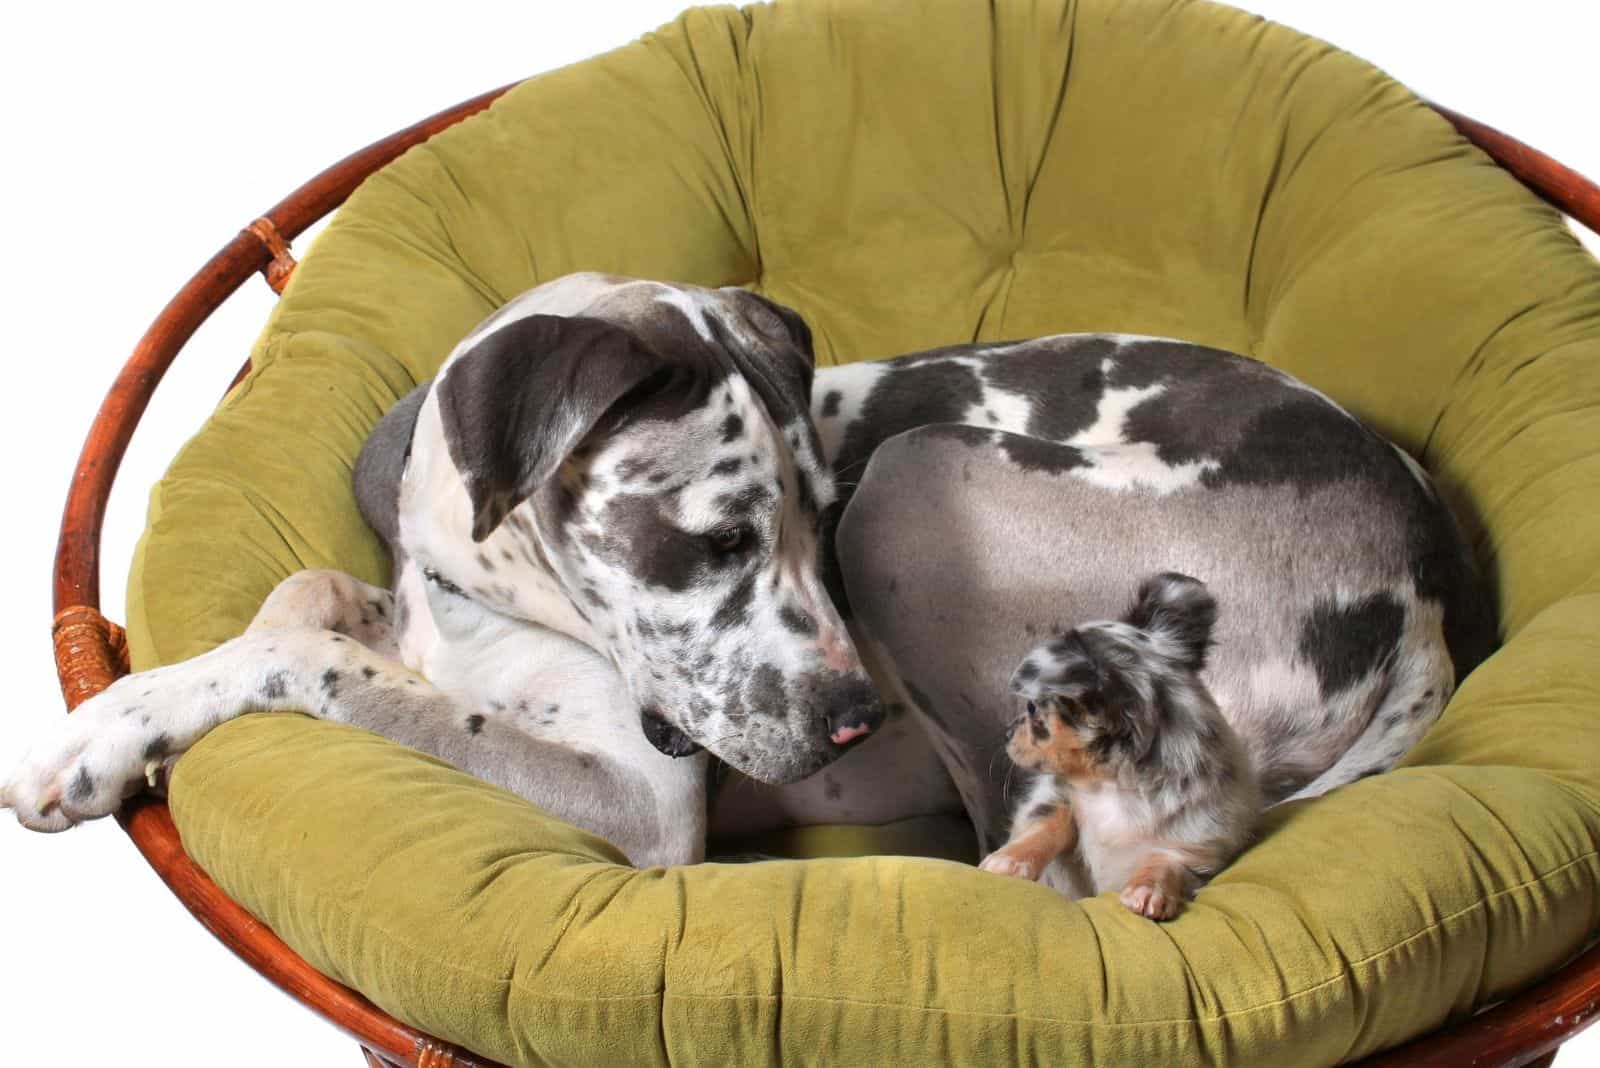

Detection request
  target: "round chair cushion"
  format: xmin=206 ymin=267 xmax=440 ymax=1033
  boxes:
xmin=133 ymin=0 xmax=1600 ymax=1063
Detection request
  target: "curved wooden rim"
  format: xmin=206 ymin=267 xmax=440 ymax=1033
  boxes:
xmin=46 ymin=87 xmax=1599 ymax=1068
xmin=50 ymin=81 xmax=519 ymax=1068
xmin=1430 ymin=103 xmax=1600 ymax=236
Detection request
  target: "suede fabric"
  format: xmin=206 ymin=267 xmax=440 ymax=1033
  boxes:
xmin=132 ymin=0 xmax=1600 ymax=1063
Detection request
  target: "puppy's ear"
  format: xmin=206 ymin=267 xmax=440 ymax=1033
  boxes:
xmin=717 ymin=287 xmax=815 ymax=419
xmin=437 ymin=314 xmax=683 ymax=541
xmin=1123 ymin=571 xmax=1217 ymax=670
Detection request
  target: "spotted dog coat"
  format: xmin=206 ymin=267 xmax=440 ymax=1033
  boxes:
xmin=3 ymin=276 xmax=1491 ymax=874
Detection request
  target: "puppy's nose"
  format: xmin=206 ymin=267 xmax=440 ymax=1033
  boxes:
xmin=825 ymin=677 xmax=884 ymax=748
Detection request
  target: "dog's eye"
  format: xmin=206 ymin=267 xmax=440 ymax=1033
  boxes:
xmin=421 ymin=567 xmax=464 ymax=597
xmin=705 ymin=525 xmax=751 ymax=553
xmin=1025 ymin=701 xmax=1038 ymax=718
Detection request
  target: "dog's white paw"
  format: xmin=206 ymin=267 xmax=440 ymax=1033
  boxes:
xmin=1119 ymin=878 xmax=1182 ymax=921
xmin=979 ymin=851 xmax=1040 ymax=881
xmin=1 ymin=676 xmax=183 ymax=832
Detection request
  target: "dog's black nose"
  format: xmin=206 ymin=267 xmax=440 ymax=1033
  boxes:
xmin=640 ymin=707 xmax=704 ymax=758
xmin=825 ymin=677 xmax=884 ymax=748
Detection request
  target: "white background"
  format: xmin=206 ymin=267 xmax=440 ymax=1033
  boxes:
xmin=2 ymin=2 xmax=1597 ymax=1064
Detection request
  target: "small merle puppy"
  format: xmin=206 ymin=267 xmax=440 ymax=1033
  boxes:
xmin=980 ymin=573 xmax=1260 ymax=920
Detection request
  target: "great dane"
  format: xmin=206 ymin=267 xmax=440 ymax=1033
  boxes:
xmin=3 ymin=273 xmax=1493 ymax=878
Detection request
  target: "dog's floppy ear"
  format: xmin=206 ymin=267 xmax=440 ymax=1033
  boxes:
xmin=1122 ymin=571 xmax=1217 ymax=670
xmin=717 ymin=287 xmax=816 ymax=421
xmin=437 ymin=314 xmax=672 ymax=542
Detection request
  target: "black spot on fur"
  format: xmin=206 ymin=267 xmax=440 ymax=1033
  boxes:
xmin=320 ymin=669 xmax=340 ymax=697
xmin=833 ymin=359 xmax=983 ymax=493
xmin=1025 ymin=801 xmax=1060 ymax=825
xmin=599 ymin=494 xmax=705 ymax=592
xmin=820 ymin=390 xmax=843 ymax=418
xmin=1000 ymin=433 xmax=1090 ymax=474
xmin=466 ymin=714 xmax=485 ymax=736
xmin=362 ymin=666 xmax=378 ymax=680
xmin=69 ymin=766 xmax=95 ymax=802
xmin=710 ymin=457 xmax=743 ymax=477
xmin=984 ymin=338 xmax=1114 ymax=440
xmin=1297 ymin=594 xmax=1406 ymax=696
xmin=261 ymin=671 xmax=289 ymax=700
xmin=143 ymin=735 xmax=172 ymax=761
xmin=743 ymin=664 xmax=786 ymax=723
xmin=777 ymin=605 xmax=818 ymax=637
xmin=721 ymin=413 xmax=745 ymax=442
xmin=710 ymin=572 xmax=757 ymax=631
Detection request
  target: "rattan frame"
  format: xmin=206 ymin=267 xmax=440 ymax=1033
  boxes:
xmin=45 ymin=80 xmax=1600 ymax=1068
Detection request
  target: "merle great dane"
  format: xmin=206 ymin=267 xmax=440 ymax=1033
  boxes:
xmin=3 ymin=273 xmax=1493 ymax=872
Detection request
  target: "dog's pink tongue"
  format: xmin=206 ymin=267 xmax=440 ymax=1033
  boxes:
xmin=831 ymin=723 xmax=872 ymax=746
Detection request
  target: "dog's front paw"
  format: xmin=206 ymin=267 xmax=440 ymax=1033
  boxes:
xmin=979 ymin=850 xmax=1041 ymax=881
xmin=1 ymin=679 xmax=178 ymax=832
xmin=1119 ymin=877 xmax=1184 ymax=921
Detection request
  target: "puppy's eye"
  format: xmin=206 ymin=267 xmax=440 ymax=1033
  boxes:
xmin=1025 ymin=701 xmax=1038 ymax=718
xmin=705 ymin=525 xmax=751 ymax=553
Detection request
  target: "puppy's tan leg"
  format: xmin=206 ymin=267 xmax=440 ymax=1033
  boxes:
xmin=1119 ymin=851 xmax=1196 ymax=920
xmin=980 ymin=801 xmax=1077 ymax=881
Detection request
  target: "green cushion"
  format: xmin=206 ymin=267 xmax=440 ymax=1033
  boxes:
xmin=131 ymin=0 xmax=1600 ymax=1063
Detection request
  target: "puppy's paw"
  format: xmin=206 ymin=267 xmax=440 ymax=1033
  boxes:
xmin=1 ymin=678 xmax=183 ymax=832
xmin=1120 ymin=877 xmax=1184 ymax=921
xmin=979 ymin=851 xmax=1041 ymax=881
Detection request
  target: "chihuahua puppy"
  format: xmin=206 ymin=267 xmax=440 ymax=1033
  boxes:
xmin=979 ymin=572 xmax=1260 ymax=919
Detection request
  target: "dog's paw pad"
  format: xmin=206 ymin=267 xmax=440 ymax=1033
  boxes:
xmin=979 ymin=851 xmax=1040 ymax=881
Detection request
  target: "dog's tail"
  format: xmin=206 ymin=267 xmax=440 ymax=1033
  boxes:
xmin=1278 ymin=604 xmax=1455 ymax=804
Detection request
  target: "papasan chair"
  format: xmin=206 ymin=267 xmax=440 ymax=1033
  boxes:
xmin=49 ymin=0 xmax=1600 ymax=1065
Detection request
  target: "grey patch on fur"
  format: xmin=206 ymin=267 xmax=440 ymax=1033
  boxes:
xmin=261 ymin=671 xmax=289 ymax=700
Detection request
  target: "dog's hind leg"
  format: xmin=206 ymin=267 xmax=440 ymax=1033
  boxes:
xmin=248 ymin=568 xmax=399 ymax=658
xmin=1277 ymin=606 xmax=1455 ymax=804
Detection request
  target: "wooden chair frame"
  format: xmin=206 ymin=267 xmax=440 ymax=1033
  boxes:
xmin=46 ymin=79 xmax=1600 ymax=1068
